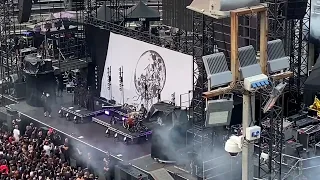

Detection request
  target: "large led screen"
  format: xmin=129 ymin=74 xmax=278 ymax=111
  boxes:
xmin=101 ymin=33 xmax=193 ymax=108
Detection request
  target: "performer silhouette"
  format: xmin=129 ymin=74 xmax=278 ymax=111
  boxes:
xmin=41 ymin=92 xmax=52 ymax=117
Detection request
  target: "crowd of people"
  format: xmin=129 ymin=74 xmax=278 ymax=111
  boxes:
xmin=0 ymin=120 xmax=111 ymax=180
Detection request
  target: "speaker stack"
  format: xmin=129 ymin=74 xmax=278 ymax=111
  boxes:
xmin=18 ymin=0 xmax=32 ymax=23
xmin=287 ymin=0 xmax=308 ymax=20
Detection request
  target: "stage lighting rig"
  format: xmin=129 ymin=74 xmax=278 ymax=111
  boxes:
xmin=66 ymin=113 xmax=70 ymax=121
xmin=107 ymin=66 xmax=111 ymax=90
xmin=105 ymin=129 xmax=110 ymax=137
xmin=107 ymin=66 xmax=112 ymax=99
xmin=171 ymin=93 xmax=175 ymax=105
xmin=119 ymin=66 xmax=124 ymax=104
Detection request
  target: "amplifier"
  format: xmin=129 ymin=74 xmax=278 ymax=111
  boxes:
xmin=288 ymin=113 xmax=307 ymax=122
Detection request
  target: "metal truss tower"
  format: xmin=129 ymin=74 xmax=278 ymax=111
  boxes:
xmin=0 ymin=0 xmax=15 ymax=78
xmin=191 ymin=12 xmax=217 ymax=178
xmin=258 ymin=1 xmax=288 ymax=179
xmin=288 ymin=2 xmax=311 ymax=110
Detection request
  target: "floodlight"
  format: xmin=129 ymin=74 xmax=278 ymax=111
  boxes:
xmin=263 ymin=82 xmax=287 ymax=113
xmin=238 ymin=46 xmax=262 ymax=79
xmin=202 ymin=52 xmax=232 ymax=88
xmin=105 ymin=111 xmax=110 ymax=115
xmin=205 ymin=97 xmax=234 ymax=127
xmin=187 ymin=0 xmax=259 ymax=18
xmin=267 ymin=39 xmax=290 ymax=73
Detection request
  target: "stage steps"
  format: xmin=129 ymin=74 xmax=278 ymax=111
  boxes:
xmin=149 ymin=168 xmax=174 ymax=180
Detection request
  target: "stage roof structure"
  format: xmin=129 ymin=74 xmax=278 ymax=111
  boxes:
xmin=304 ymin=57 xmax=320 ymax=105
xmin=96 ymin=2 xmax=116 ymax=22
xmin=125 ymin=1 xmax=160 ymax=21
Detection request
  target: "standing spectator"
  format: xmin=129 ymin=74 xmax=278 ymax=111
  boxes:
xmin=13 ymin=125 xmax=20 ymax=142
xmin=43 ymin=141 xmax=52 ymax=156
xmin=57 ymin=74 xmax=64 ymax=97
xmin=61 ymin=138 xmax=70 ymax=164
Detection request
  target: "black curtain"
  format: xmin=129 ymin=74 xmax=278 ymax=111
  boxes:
xmin=85 ymin=25 xmax=110 ymax=97
xmin=25 ymin=72 xmax=56 ymax=107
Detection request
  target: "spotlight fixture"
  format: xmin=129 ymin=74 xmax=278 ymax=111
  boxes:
xmin=122 ymin=117 xmax=126 ymax=121
xmin=73 ymin=116 xmax=77 ymax=123
xmin=105 ymin=129 xmax=110 ymax=137
xmin=66 ymin=113 xmax=70 ymax=120
xmin=105 ymin=111 xmax=110 ymax=115
xmin=114 ymin=133 xmax=118 ymax=141
xmin=58 ymin=110 xmax=63 ymax=117
xmin=123 ymin=136 xmax=127 ymax=143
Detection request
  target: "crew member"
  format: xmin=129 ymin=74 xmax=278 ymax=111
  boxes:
xmin=140 ymin=104 xmax=147 ymax=117
xmin=57 ymin=74 xmax=64 ymax=97
xmin=41 ymin=92 xmax=52 ymax=117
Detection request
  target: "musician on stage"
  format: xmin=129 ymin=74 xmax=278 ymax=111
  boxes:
xmin=127 ymin=115 xmax=135 ymax=129
xmin=139 ymin=104 xmax=147 ymax=117
xmin=41 ymin=92 xmax=52 ymax=117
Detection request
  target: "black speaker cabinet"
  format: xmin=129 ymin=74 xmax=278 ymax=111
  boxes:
xmin=115 ymin=162 xmax=148 ymax=180
xmin=18 ymin=0 xmax=32 ymax=23
xmin=287 ymin=0 xmax=308 ymax=20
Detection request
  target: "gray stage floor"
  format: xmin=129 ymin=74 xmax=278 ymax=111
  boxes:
xmin=8 ymin=93 xmax=151 ymax=161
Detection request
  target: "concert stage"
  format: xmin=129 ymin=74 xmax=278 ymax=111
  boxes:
xmin=6 ymin=93 xmax=151 ymax=161
xmin=92 ymin=115 xmax=153 ymax=142
xmin=4 ymin=93 xmax=221 ymax=180
xmin=60 ymin=104 xmax=105 ymax=123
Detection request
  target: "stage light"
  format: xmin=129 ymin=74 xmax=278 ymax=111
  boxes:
xmin=114 ymin=133 xmax=118 ymax=138
xmin=58 ymin=110 xmax=63 ymax=118
xmin=122 ymin=117 xmax=126 ymax=121
xmin=205 ymin=96 xmax=234 ymax=127
xmin=105 ymin=111 xmax=110 ymax=115
xmin=263 ymin=82 xmax=287 ymax=113
xmin=73 ymin=116 xmax=77 ymax=120
xmin=123 ymin=137 xmax=127 ymax=142
xmin=105 ymin=129 xmax=110 ymax=137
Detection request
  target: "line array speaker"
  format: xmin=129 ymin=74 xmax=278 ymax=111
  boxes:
xmin=287 ymin=0 xmax=308 ymax=20
xmin=18 ymin=0 xmax=32 ymax=24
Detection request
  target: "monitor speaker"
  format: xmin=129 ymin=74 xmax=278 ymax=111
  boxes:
xmin=18 ymin=0 xmax=32 ymax=23
xmin=287 ymin=0 xmax=308 ymax=20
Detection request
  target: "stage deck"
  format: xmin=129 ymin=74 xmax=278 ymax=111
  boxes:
xmin=92 ymin=115 xmax=153 ymax=140
xmin=7 ymin=93 xmax=151 ymax=161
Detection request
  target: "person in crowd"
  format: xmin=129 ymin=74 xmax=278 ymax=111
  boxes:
xmin=41 ymin=92 xmax=52 ymax=117
xmin=0 ymin=124 xmax=98 ymax=180
xmin=57 ymin=74 xmax=64 ymax=97
xmin=12 ymin=125 xmax=20 ymax=142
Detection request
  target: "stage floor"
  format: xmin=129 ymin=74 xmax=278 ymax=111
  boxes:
xmin=8 ymin=93 xmax=151 ymax=161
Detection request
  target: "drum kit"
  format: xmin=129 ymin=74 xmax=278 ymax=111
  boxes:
xmin=122 ymin=111 xmax=147 ymax=133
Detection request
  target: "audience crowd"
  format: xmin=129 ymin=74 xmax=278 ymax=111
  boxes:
xmin=0 ymin=120 xmax=110 ymax=180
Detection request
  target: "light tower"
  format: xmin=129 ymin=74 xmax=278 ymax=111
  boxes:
xmin=188 ymin=1 xmax=293 ymax=179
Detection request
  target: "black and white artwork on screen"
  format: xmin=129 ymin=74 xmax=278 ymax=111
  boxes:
xmin=100 ymin=32 xmax=193 ymax=109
